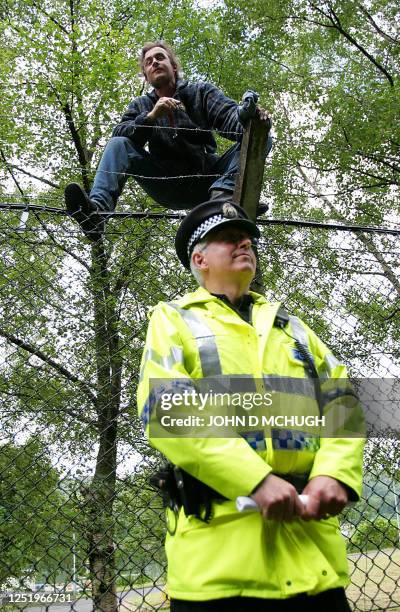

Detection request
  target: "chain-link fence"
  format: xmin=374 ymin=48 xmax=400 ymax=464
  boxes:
xmin=0 ymin=206 xmax=399 ymax=611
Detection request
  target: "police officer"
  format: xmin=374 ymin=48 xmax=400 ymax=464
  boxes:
xmin=137 ymin=199 xmax=364 ymax=611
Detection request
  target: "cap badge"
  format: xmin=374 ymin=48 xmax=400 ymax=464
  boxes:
xmin=222 ymin=203 xmax=239 ymax=219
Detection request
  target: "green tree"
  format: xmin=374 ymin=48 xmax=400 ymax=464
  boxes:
xmin=213 ymin=0 xmax=400 ymax=372
xmin=0 ymin=1 xmax=220 ymax=609
xmin=0 ymin=1 xmax=399 ymax=610
xmin=113 ymin=468 xmax=166 ymax=584
xmin=0 ymin=438 xmax=84 ymax=586
xmin=348 ymin=517 xmax=399 ymax=552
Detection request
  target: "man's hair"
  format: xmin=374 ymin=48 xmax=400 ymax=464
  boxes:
xmin=190 ymin=240 xmax=208 ymax=286
xmin=139 ymin=41 xmax=182 ymax=78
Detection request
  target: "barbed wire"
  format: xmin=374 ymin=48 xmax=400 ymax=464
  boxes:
xmin=1 ymin=201 xmax=399 ymax=235
xmin=0 ymin=126 xmax=244 ymax=139
xmin=1 ymin=121 xmax=399 ymax=163
xmin=1 ymin=134 xmax=399 ymax=166
xmin=67 ymin=170 xmax=231 ymax=180
xmin=2 ymin=225 xmax=398 ymax=260
xmin=0 ymin=194 xmax=398 ymax=233
xmin=0 ymin=126 xmax=397 ymax=163
xmin=109 ymin=123 xmax=244 ymax=136
xmin=1 ymin=160 xmax=399 ymax=200
xmin=1 ymin=190 xmax=399 ymax=234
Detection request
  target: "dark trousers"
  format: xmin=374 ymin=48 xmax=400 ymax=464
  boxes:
xmin=170 ymin=587 xmax=351 ymax=611
xmin=90 ymin=135 xmax=272 ymax=212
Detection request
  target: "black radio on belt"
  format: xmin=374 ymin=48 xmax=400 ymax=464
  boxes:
xmin=150 ymin=463 xmax=227 ymax=524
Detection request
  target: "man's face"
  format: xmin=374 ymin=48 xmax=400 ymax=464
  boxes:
xmin=194 ymin=226 xmax=257 ymax=283
xmin=143 ymin=46 xmax=177 ymax=88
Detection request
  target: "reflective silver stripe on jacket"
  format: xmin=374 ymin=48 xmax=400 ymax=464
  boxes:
xmin=140 ymin=379 xmax=196 ymax=430
xmin=290 ymin=316 xmax=343 ymax=378
xmin=263 ymin=375 xmax=316 ymax=399
xmin=324 ymin=353 xmax=341 ymax=374
xmin=139 ymin=346 xmax=184 ymax=382
xmin=289 ymin=315 xmax=309 ymax=348
xmin=289 ymin=315 xmax=317 ymax=372
xmin=167 ymin=303 xmax=222 ymax=377
xmin=322 ymin=387 xmax=358 ymax=405
xmin=193 ymin=374 xmax=257 ymax=393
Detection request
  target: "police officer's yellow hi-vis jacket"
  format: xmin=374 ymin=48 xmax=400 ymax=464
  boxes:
xmin=137 ymin=287 xmax=364 ymax=602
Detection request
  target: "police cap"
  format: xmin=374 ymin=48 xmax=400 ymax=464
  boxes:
xmin=175 ymin=199 xmax=260 ymax=269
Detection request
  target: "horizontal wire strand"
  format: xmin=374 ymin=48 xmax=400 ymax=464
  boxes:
xmin=0 ymin=202 xmax=399 ymax=235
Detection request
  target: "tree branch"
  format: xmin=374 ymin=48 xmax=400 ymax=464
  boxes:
xmin=322 ymin=1 xmax=394 ymax=86
xmin=1 ymin=229 xmax=91 ymax=272
xmin=65 ymin=0 xmax=91 ymax=192
xmin=0 ymin=388 xmax=96 ymax=426
xmin=113 ymin=230 xmax=151 ymax=298
xmin=0 ymin=327 xmax=97 ymax=404
xmin=280 ymin=103 xmax=400 ymax=300
xmin=38 ymin=75 xmax=90 ymax=191
xmin=356 ymin=1 xmax=399 ymax=45
xmin=308 ymin=2 xmax=337 ymax=25
xmin=63 ymin=101 xmax=90 ymax=191
xmin=31 ymin=0 xmax=70 ymax=36
xmin=356 ymin=150 xmax=400 ymax=174
xmin=0 ymin=149 xmax=29 ymax=204
xmin=31 ymin=210 xmax=92 ymax=272
xmin=295 ymin=162 xmax=400 ymax=297
xmin=88 ymin=97 xmax=106 ymax=162
xmin=350 ymin=164 xmax=400 ymax=186
xmin=0 ymin=161 xmax=60 ymax=189
xmin=289 ymin=11 xmax=335 ymax=28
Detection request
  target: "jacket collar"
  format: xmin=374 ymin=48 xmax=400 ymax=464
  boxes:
xmin=146 ymin=78 xmax=188 ymax=101
xmin=176 ymin=286 xmax=267 ymax=309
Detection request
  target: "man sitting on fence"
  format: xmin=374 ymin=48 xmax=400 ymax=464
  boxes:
xmin=137 ymin=199 xmax=365 ymax=611
xmin=64 ymin=41 xmax=272 ymax=240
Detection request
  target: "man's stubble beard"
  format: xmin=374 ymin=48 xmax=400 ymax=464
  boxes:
xmin=148 ymin=73 xmax=176 ymax=91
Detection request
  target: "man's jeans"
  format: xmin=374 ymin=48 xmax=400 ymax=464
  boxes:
xmin=90 ymin=136 xmax=272 ymax=211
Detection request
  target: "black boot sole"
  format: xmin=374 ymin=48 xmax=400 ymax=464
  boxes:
xmin=65 ymin=183 xmax=104 ymax=240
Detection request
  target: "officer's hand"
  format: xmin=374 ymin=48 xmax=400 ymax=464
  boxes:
xmin=301 ymin=476 xmax=348 ymax=521
xmin=147 ymin=97 xmax=183 ymax=122
xmin=250 ymin=474 xmax=305 ymax=521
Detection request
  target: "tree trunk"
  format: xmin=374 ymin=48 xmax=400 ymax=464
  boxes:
xmin=86 ymin=241 xmax=122 ymax=612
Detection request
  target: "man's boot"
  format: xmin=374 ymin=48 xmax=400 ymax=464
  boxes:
xmin=65 ymin=183 xmax=105 ymax=241
xmin=209 ymin=188 xmax=269 ymax=216
xmin=209 ymin=188 xmax=233 ymax=203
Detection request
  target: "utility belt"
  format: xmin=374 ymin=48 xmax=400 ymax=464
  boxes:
xmin=150 ymin=462 xmax=309 ymax=534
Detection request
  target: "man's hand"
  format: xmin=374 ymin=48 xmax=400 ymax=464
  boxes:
xmin=237 ymin=90 xmax=272 ymax=129
xmin=250 ymin=474 xmax=305 ymax=521
xmin=301 ymin=476 xmax=349 ymax=521
xmin=147 ymin=97 xmax=183 ymax=122
xmin=256 ymin=107 xmax=272 ymax=129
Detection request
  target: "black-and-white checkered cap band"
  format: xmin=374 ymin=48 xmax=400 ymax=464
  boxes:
xmin=187 ymin=214 xmax=225 ymax=258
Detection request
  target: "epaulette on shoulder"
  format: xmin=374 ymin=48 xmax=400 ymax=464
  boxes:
xmin=165 ymin=298 xmax=183 ymax=308
xmin=274 ymin=307 xmax=289 ymax=328
xmin=148 ymin=300 xmax=174 ymax=318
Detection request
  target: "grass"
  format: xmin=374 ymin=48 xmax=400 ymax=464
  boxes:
xmin=124 ymin=548 xmax=400 ymax=611
xmin=3 ymin=551 xmax=399 ymax=612
xmin=122 ymin=587 xmax=169 ymax=611
xmin=346 ymin=547 xmax=400 ymax=611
